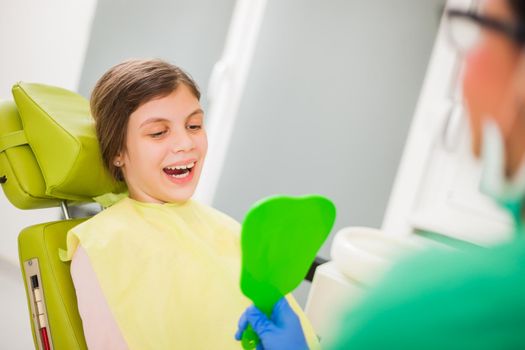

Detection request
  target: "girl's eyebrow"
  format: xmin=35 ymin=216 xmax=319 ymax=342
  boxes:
xmin=139 ymin=108 xmax=204 ymax=128
xmin=140 ymin=117 xmax=169 ymax=128
xmin=185 ymin=108 xmax=204 ymax=120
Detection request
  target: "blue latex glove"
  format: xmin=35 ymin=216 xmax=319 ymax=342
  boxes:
xmin=235 ymin=297 xmax=308 ymax=350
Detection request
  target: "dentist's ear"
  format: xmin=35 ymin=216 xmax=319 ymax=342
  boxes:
xmin=514 ymin=50 xmax=525 ymax=102
xmin=500 ymin=51 xmax=525 ymax=136
xmin=513 ymin=51 xmax=525 ymax=127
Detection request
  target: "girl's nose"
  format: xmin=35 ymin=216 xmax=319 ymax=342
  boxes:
xmin=171 ymin=130 xmax=195 ymax=153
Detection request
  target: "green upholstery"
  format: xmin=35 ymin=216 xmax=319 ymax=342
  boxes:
xmin=11 ymin=82 xmax=125 ymax=203
xmin=0 ymin=100 xmax=58 ymax=209
xmin=0 ymin=82 xmax=127 ymax=349
xmin=19 ymin=219 xmax=89 ymax=350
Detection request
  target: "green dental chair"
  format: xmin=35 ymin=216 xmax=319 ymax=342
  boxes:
xmin=0 ymin=82 xmax=125 ymax=350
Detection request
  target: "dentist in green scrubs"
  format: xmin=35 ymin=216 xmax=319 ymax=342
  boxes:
xmin=235 ymin=0 xmax=525 ymax=348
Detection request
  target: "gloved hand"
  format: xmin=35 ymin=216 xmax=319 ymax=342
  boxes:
xmin=235 ymin=297 xmax=308 ymax=350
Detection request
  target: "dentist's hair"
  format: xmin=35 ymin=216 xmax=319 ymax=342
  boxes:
xmin=509 ymin=0 xmax=525 ymax=28
xmin=90 ymin=59 xmax=200 ymax=181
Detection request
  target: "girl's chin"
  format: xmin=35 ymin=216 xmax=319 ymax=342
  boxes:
xmin=159 ymin=185 xmax=196 ymax=203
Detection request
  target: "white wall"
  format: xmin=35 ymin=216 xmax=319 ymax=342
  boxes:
xmin=0 ymin=0 xmax=97 ymax=100
xmin=0 ymin=0 xmax=97 ymax=348
xmin=211 ymin=0 xmax=445 ymax=306
xmin=0 ymin=0 xmax=97 ymax=263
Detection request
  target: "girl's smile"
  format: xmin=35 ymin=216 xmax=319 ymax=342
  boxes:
xmin=163 ymin=160 xmax=197 ymax=183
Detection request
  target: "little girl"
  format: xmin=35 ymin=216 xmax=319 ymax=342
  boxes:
xmin=64 ymin=59 xmax=318 ymax=349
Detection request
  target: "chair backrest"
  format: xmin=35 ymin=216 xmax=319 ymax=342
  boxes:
xmin=0 ymin=82 xmax=126 ymax=350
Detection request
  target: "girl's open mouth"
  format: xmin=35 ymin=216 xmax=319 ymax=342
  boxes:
xmin=163 ymin=162 xmax=195 ymax=179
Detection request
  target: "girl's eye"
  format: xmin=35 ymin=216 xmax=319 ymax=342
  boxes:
xmin=187 ymin=124 xmax=202 ymax=131
xmin=149 ymin=130 xmax=167 ymax=138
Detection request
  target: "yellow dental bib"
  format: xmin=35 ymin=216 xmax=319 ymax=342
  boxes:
xmin=64 ymin=197 xmax=318 ymax=349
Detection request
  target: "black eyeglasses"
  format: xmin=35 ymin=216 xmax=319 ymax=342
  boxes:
xmin=446 ymin=8 xmax=525 ymax=52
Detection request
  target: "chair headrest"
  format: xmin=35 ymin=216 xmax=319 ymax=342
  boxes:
xmin=0 ymin=82 xmax=126 ymax=209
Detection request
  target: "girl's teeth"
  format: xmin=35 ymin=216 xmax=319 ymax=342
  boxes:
xmin=166 ymin=162 xmax=195 ymax=171
xmin=172 ymin=172 xmax=189 ymax=179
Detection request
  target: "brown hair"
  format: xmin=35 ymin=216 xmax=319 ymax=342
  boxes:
xmin=90 ymin=58 xmax=200 ymax=181
xmin=509 ymin=0 xmax=525 ymax=31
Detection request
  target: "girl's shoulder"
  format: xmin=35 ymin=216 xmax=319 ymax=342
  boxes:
xmin=64 ymin=198 xmax=138 ymax=261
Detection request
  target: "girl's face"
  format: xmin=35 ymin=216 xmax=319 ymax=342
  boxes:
xmin=116 ymin=84 xmax=207 ymax=203
xmin=463 ymin=0 xmax=525 ymax=173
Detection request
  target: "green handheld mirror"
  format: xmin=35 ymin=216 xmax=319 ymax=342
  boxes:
xmin=239 ymin=195 xmax=336 ymax=349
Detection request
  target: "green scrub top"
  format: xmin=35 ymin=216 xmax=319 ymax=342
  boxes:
xmin=328 ymin=236 xmax=525 ymax=349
